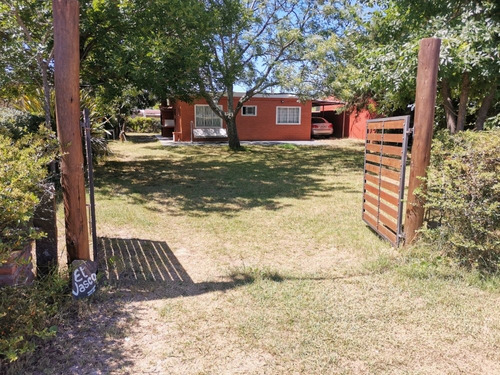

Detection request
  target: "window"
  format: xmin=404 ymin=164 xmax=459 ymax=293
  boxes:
xmin=276 ymin=107 xmax=301 ymax=125
xmin=195 ymin=105 xmax=223 ymax=128
xmin=242 ymin=105 xmax=257 ymax=116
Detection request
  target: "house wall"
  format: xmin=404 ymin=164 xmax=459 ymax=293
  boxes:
xmin=346 ymin=108 xmax=376 ymax=140
xmin=173 ymin=96 xmax=312 ymax=142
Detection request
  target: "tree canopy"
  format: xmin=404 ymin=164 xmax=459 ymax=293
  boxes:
xmin=328 ymin=0 xmax=499 ymax=132
xmin=193 ymin=0 xmax=326 ymax=149
xmin=131 ymin=0 xmax=341 ymax=149
xmin=1 ymin=0 xmax=497 ymax=139
xmin=0 ymin=0 xmax=54 ymax=125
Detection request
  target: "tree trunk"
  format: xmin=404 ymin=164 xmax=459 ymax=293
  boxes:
xmin=12 ymin=4 xmax=53 ymax=128
xmin=475 ymin=83 xmax=497 ymax=131
xmin=40 ymin=61 xmax=52 ymax=128
xmin=118 ymin=114 xmax=127 ymax=142
xmin=33 ymin=183 xmax=58 ymax=276
xmin=440 ymin=79 xmax=457 ymax=133
xmin=456 ymin=72 xmax=470 ymax=132
xmin=226 ymin=115 xmax=241 ymax=150
xmin=225 ymin=85 xmax=241 ymax=150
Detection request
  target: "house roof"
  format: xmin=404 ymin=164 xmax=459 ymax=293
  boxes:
xmin=312 ymin=99 xmax=345 ymax=106
xmin=235 ymin=93 xmax=345 ymax=105
xmin=233 ymin=92 xmax=299 ymax=99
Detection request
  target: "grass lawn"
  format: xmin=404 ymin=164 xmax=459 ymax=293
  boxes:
xmin=12 ymin=134 xmax=500 ymax=375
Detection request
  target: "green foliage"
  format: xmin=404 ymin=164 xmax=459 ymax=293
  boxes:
xmin=132 ymin=0 xmax=338 ymax=148
xmin=126 ymin=117 xmax=161 ymax=133
xmin=0 ymin=272 xmax=69 ymax=363
xmin=485 ymin=112 xmax=500 ymax=130
xmin=328 ymin=0 xmax=499 ymax=127
xmin=80 ymin=90 xmax=112 ymax=160
xmin=0 ymin=108 xmax=44 ymax=140
xmin=0 ymin=1 xmax=53 ymax=100
xmin=79 ymin=1 xmax=147 ymax=105
xmin=11 ymin=88 xmax=56 ymax=129
xmin=11 ymin=89 xmax=111 ymax=160
xmin=419 ymin=129 xmax=500 ymax=272
xmin=0 ymin=127 xmax=58 ymax=260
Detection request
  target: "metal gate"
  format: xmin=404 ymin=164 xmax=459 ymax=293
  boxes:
xmin=362 ymin=116 xmax=410 ymax=247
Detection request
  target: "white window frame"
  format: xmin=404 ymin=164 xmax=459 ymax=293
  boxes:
xmin=194 ymin=104 xmax=223 ymax=128
xmin=242 ymin=105 xmax=257 ymax=116
xmin=276 ymin=106 xmax=301 ymax=125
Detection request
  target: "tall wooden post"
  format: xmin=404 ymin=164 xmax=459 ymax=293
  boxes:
xmin=405 ymin=38 xmax=441 ymax=244
xmin=53 ymin=0 xmax=90 ymax=261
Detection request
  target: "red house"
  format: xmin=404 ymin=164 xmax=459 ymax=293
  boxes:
xmin=160 ymin=93 xmax=376 ymax=142
xmin=162 ymin=93 xmax=312 ymax=142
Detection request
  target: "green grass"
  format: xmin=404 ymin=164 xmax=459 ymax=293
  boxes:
xmin=7 ymin=133 xmax=499 ymax=374
xmin=94 ymin=135 xmax=389 ymax=268
xmin=93 ymin=135 xmax=500 ymax=373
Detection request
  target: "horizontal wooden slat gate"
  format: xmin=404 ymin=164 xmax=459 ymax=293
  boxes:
xmin=362 ymin=116 xmax=410 ymax=247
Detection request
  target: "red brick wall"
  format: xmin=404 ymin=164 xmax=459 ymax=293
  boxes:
xmin=0 ymin=242 xmax=35 ymax=287
xmin=173 ymin=96 xmax=312 ymax=142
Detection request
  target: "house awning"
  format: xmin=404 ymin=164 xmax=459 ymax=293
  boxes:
xmin=312 ymin=99 xmax=345 ymax=106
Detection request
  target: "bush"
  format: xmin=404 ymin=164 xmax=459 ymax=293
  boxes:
xmin=0 ymin=127 xmax=59 ymax=261
xmin=80 ymin=90 xmax=111 ymax=159
xmin=126 ymin=117 xmax=161 ymax=133
xmin=419 ymin=129 xmax=500 ymax=272
xmin=0 ymin=272 xmax=70 ymax=363
xmin=0 ymin=108 xmax=44 ymax=140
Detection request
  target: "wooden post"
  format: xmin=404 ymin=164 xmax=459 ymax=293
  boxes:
xmin=405 ymin=38 xmax=441 ymax=244
xmin=53 ymin=0 xmax=90 ymax=261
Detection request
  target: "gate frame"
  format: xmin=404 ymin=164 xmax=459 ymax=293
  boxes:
xmin=362 ymin=115 xmax=411 ymax=247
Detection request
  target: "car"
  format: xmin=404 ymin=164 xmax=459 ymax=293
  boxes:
xmin=311 ymin=117 xmax=333 ymax=137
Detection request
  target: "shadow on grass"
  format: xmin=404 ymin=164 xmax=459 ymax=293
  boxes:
xmin=95 ymin=135 xmax=365 ymax=217
xmin=126 ymin=134 xmax=160 ymax=144
xmin=10 ymin=234 xmax=375 ymax=375
xmin=95 ymin=237 xmax=368 ymax=301
xmin=97 ymin=237 xmax=254 ymax=298
xmin=9 ymin=237 xmax=256 ymax=375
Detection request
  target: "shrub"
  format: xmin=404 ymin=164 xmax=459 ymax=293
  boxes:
xmin=0 ymin=127 xmax=59 ymax=261
xmin=0 ymin=108 xmax=44 ymax=140
xmin=419 ymin=129 xmax=500 ymax=272
xmin=126 ymin=117 xmax=161 ymax=133
xmin=0 ymin=272 xmax=70 ymax=363
xmin=80 ymin=90 xmax=111 ymax=159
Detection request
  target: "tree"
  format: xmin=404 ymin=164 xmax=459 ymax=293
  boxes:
xmin=0 ymin=0 xmax=141 ymax=121
xmin=197 ymin=0 xmax=332 ymax=149
xmin=141 ymin=0 xmax=335 ymax=149
xmin=79 ymin=0 xmax=140 ymax=104
xmin=328 ymin=0 xmax=499 ymax=132
xmin=0 ymin=0 xmax=53 ymax=127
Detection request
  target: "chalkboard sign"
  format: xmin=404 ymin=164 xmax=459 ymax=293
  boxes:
xmin=71 ymin=260 xmax=97 ymax=299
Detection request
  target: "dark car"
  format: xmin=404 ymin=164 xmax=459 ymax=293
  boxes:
xmin=311 ymin=117 xmax=333 ymax=137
